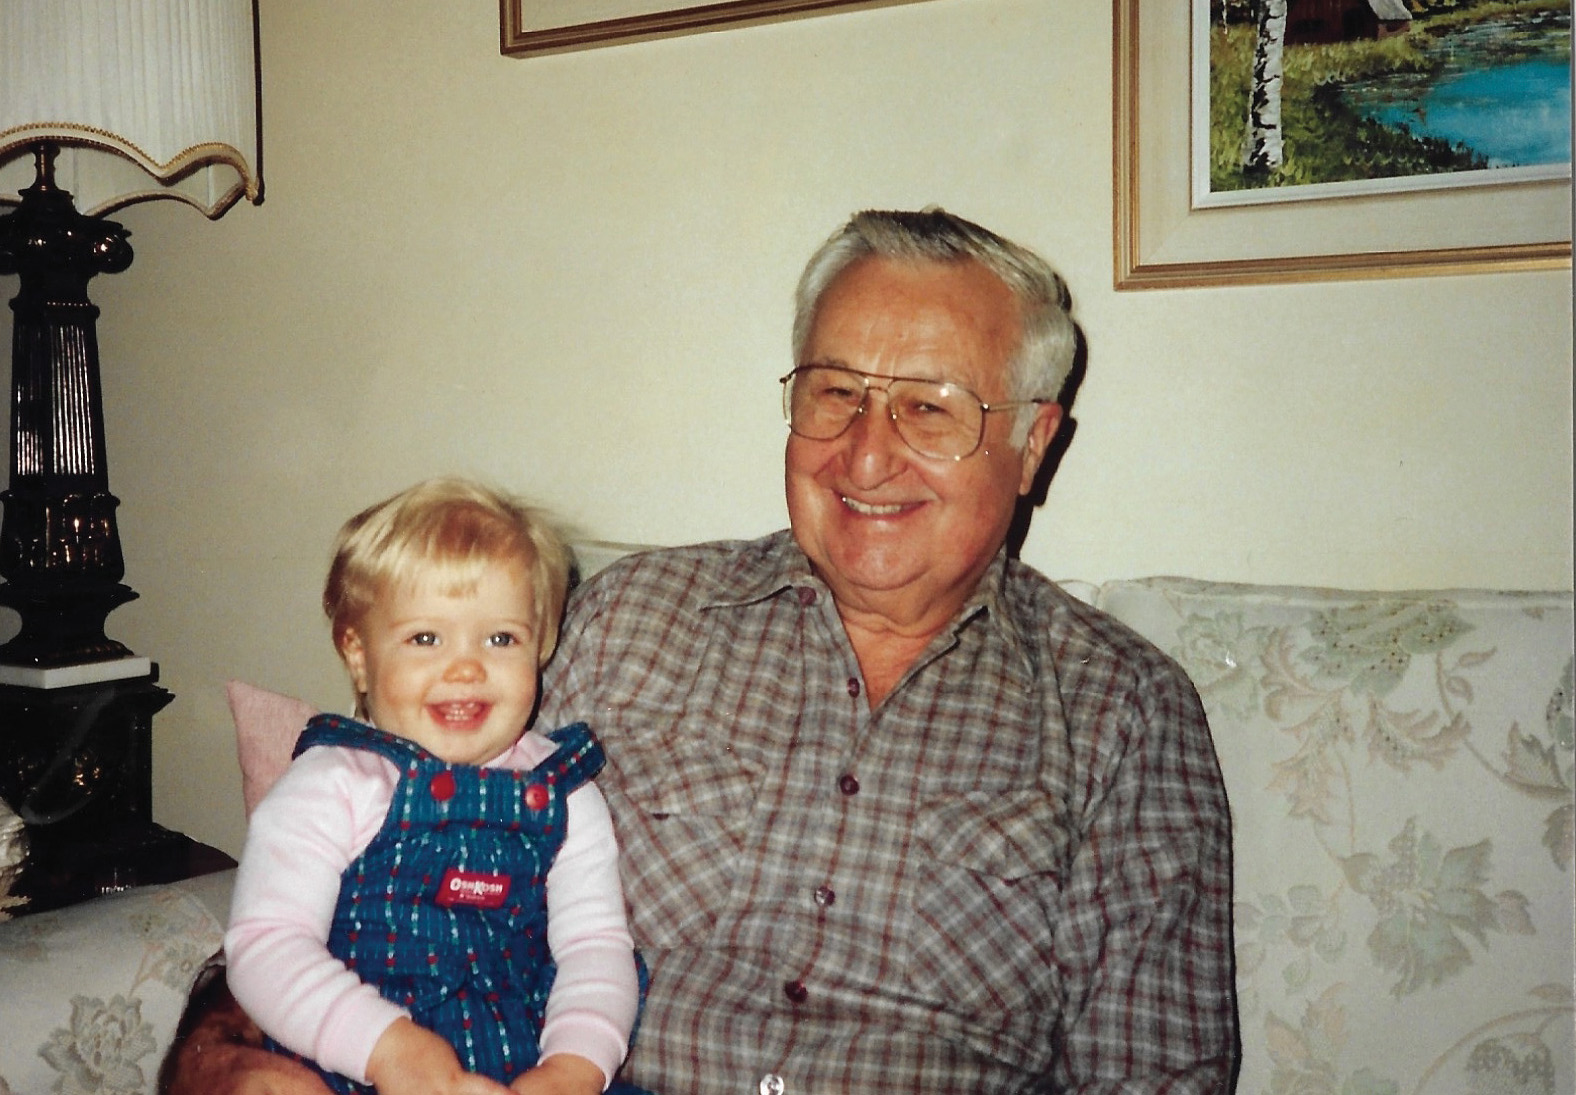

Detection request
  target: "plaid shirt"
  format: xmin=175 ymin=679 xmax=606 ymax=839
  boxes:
xmin=540 ymin=532 xmax=1236 ymax=1095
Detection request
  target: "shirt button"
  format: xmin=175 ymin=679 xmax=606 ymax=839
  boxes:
xmin=796 ymin=586 xmax=817 ymax=606
xmin=759 ymin=1074 xmax=785 ymax=1095
xmin=813 ymin=885 xmax=835 ymax=907
xmin=783 ymin=979 xmax=809 ymax=1004
xmin=838 ymin=773 xmax=860 ymax=796
xmin=846 ymin=677 xmax=860 ymax=698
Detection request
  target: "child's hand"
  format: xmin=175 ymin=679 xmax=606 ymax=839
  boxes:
xmin=508 ymin=1054 xmax=606 ymax=1095
xmin=365 ymin=1018 xmax=513 ymax=1095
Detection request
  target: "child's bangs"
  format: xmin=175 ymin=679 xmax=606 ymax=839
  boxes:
xmin=387 ymin=507 xmax=530 ymax=598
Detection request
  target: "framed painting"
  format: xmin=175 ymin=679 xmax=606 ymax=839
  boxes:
xmin=1113 ymin=0 xmax=1573 ymax=289
xmin=501 ymin=0 xmax=924 ymax=55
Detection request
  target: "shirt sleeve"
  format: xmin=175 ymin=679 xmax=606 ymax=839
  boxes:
xmin=223 ymin=746 xmax=409 ymax=1084
xmin=537 ymin=778 xmax=641 ymax=1089
xmin=1052 ymin=656 xmax=1237 ymax=1092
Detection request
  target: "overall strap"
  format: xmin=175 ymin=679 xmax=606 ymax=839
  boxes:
xmin=293 ymin=713 xmax=431 ymax=767
xmin=540 ymin=722 xmax=605 ymax=794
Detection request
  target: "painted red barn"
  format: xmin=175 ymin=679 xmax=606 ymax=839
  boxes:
xmin=1287 ymin=0 xmax=1414 ymax=44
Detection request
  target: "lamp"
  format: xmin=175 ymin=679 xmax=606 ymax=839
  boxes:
xmin=0 ymin=0 xmax=261 ymax=911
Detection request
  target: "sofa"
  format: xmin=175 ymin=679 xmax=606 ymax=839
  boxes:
xmin=2 ymin=545 xmax=1571 ymax=1095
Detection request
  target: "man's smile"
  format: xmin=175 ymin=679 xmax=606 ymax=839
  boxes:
xmin=840 ymin=494 xmax=911 ymax=517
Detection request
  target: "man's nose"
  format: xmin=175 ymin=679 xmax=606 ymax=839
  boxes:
xmin=844 ymin=388 xmax=908 ymax=471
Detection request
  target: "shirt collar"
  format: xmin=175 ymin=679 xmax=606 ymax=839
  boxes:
xmin=964 ymin=549 xmax=1037 ymax=678
xmin=700 ymin=531 xmax=1035 ymax=670
xmin=695 ymin=528 xmax=813 ymax=610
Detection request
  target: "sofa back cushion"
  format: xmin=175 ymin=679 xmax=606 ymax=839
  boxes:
xmin=1099 ymin=578 xmax=1574 ymax=1095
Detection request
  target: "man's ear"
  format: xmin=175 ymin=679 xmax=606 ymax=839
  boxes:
xmin=339 ymin=628 xmax=369 ymax=694
xmin=1017 ymin=402 xmax=1064 ymax=496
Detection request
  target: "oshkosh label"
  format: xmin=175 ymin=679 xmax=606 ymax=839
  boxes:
xmin=434 ymin=868 xmax=512 ymax=909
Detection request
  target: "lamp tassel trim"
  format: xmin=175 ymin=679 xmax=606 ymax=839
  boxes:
xmin=0 ymin=126 xmax=260 ymax=219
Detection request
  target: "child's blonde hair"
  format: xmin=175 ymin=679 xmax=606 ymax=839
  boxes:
xmin=323 ymin=478 xmax=571 ymax=668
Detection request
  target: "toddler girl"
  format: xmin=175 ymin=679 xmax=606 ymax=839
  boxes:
xmin=226 ymin=478 xmax=647 ymax=1095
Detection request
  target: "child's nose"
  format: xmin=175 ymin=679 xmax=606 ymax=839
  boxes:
xmin=443 ymin=656 xmax=484 ymax=683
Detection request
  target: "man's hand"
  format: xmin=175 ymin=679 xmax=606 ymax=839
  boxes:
xmin=508 ymin=1053 xmax=606 ymax=1095
xmin=364 ymin=1017 xmax=514 ymax=1095
xmin=159 ymin=966 xmax=334 ymax=1095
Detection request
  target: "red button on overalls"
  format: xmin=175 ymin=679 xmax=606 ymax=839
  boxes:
xmin=430 ymin=771 xmax=457 ymax=801
xmin=523 ymin=784 xmax=549 ymax=811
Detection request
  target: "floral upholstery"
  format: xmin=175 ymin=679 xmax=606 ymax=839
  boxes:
xmin=1098 ymin=578 xmax=1574 ymax=1095
xmin=0 ymin=875 xmax=229 ymax=1095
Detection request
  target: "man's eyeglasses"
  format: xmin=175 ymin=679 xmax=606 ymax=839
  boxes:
xmin=779 ymin=364 xmax=1047 ymax=461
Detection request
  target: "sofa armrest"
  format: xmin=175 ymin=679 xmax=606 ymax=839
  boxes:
xmin=0 ymin=870 xmax=234 ymax=1095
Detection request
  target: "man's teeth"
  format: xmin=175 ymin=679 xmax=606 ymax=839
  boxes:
xmin=842 ymin=496 xmax=905 ymax=516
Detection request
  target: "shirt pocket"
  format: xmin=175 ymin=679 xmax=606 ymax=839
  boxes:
xmin=905 ymin=790 xmax=1073 ymax=1019
xmin=610 ymin=746 xmax=758 ymax=950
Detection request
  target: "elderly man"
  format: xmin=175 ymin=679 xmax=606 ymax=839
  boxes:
xmin=165 ymin=209 xmax=1236 ymax=1094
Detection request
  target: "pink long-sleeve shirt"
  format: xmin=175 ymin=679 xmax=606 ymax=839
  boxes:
xmin=224 ymin=729 xmax=639 ymax=1088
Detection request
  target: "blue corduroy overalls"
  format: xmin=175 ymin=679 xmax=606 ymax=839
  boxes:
xmin=276 ymin=714 xmax=635 ymax=1093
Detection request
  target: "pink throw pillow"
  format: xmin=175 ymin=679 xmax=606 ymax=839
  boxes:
xmin=225 ymin=680 xmax=319 ymax=817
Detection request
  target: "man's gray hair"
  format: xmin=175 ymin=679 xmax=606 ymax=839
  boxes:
xmin=791 ymin=209 xmax=1078 ymax=436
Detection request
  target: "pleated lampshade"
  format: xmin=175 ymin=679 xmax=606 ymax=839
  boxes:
xmin=0 ymin=0 xmax=261 ymax=218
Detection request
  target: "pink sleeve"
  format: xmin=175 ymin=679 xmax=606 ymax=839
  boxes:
xmin=538 ymin=778 xmax=641 ymax=1088
xmin=223 ymin=746 xmax=408 ymax=1083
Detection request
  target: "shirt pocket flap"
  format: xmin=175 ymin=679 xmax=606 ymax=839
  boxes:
xmin=614 ymin=745 xmax=757 ymax=819
xmin=919 ymin=791 xmax=1072 ymax=882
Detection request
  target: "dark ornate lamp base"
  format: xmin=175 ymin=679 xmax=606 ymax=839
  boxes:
xmin=0 ymin=143 xmax=137 ymax=670
xmin=0 ymin=575 xmax=138 ymax=667
xmin=0 ymin=670 xmax=233 ymax=915
xmin=0 ymin=147 xmax=234 ymax=917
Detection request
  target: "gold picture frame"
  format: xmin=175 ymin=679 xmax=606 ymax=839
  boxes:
xmin=501 ymin=0 xmax=921 ymax=56
xmin=1112 ymin=0 xmax=1574 ymax=290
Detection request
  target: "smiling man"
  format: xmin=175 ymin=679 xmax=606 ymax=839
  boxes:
xmin=540 ymin=209 xmax=1239 ymax=1093
xmin=164 ymin=209 xmax=1237 ymax=1095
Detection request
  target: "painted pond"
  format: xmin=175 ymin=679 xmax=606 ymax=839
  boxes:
xmin=1339 ymin=11 xmax=1572 ymax=168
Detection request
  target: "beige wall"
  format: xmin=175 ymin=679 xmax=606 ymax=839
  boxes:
xmin=2 ymin=0 xmax=1571 ymax=856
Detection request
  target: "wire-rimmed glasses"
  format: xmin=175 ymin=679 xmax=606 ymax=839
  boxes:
xmin=779 ymin=364 xmax=1047 ymax=461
